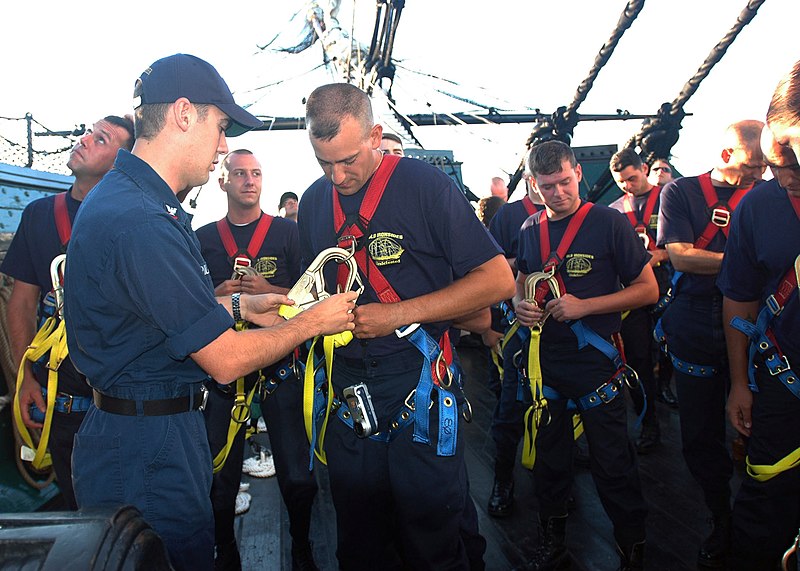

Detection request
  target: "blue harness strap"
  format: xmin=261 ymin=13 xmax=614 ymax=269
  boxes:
xmin=39 ymin=387 xmax=92 ymax=414
xmin=260 ymin=357 xmax=295 ymax=396
xmin=653 ymin=308 xmax=719 ymax=379
xmin=731 ymin=310 xmax=799 ymax=399
xmin=405 ymin=327 xmax=460 ymax=457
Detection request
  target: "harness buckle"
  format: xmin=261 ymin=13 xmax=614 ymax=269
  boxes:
xmin=765 ymin=294 xmax=783 ymax=316
xmin=433 ymin=352 xmax=454 ymax=389
xmin=598 ymin=382 xmax=619 ymax=403
xmin=768 ymin=354 xmax=792 ymax=375
xmin=199 ymin=384 xmax=209 ymax=412
xmin=711 ymin=207 xmax=731 ymax=227
xmin=635 ymin=226 xmax=651 ymax=249
xmin=50 ymin=254 xmax=66 ymax=317
xmin=403 ymin=389 xmax=434 ymax=412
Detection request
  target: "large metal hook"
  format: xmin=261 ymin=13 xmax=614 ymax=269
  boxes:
xmin=285 ymin=246 xmax=364 ymax=311
xmin=523 ymin=267 xmax=561 ymax=327
xmin=50 ymin=254 xmax=66 ymax=318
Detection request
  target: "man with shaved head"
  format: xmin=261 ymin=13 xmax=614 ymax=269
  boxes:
xmin=717 ymin=125 xmax=800 ymax=569
xmin=657 ymin=119 xmax=766 ymax=568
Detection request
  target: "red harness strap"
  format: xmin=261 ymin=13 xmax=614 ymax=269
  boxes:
xmin=333 ymin=154 xmax=401 ymax=303
xmin=694 ymin=173 xmax=750 ymax=250
xmin=622 ymin=186 xmax=660 ymax=251
xmin=216 ymin=213 xmax=274 ymax=262
xmin=534 ymin=202 xmax=594 ymax=305
xmin=54 ymin=192 xmax=71 ymax=248
xmin=522 ymin=196 xmax=539 ymax=217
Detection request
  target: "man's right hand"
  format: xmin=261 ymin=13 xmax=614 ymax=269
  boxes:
xmin=515 ymin=299 xmax=545 ymax=328
xmin=18 ymin=370 xmax=45 ymax=429
xmin=727 ymin=382 xmax=753 ymax=437
xmin=215 ymin=279 xmax=242 ymax=296
xmin=302 ymin=292 xmax=357 ymax=337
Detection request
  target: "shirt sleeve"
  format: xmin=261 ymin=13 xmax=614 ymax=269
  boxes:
xmin=717 ymin=201 xmax=762 ymax=301
xmin=105 ymin=214 xmax=233 ymax=360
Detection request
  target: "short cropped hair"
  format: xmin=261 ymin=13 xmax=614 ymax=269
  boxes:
xmin=526 ymin=140 xmax=577 ymax=177
xmin=104 ymin=115 xmax=135 ymax=150
xmin=305 ymin=83 xmax=373 ymax=141
xmin=381 ymin=132 xmax=403 ymax=145
xmin=132 ymin=79 xmax=210 ymax=140
xmin=767 ymin=60 xmax=800 ymax=128
xmin=609 ymin=147 xmax=643 ymax=172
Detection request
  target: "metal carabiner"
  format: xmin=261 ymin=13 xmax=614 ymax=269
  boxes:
xmin=523 ymin=267 xmax=561 ymax=327
xmin=285 ymin=246 xmax=364 ymax=311
xmin=50 ymin=254 xmax=66 ymax=318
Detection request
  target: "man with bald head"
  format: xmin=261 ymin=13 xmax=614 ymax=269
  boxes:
xmin=657 ymin=119 xmax=766 ymax=568
xmin=717 ymin=126 xmax=800 ymax=570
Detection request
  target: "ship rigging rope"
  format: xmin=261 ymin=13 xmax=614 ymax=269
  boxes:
xmin=561 ymin=0 xmax=646 ymax=132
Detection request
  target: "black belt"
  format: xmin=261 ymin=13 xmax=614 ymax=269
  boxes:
xmin=93 ymin=388 xmax=208 ymax=416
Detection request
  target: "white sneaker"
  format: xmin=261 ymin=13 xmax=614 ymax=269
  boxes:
xmin=235 ymin=491 xmax=251 ymax=515
xmin=239 ymin=481 xmax=250 ymax=493
xmin=241 ymin=450 xmax=276 ymax=478
xmin=257 ymin=416 xmax=267 ymax=433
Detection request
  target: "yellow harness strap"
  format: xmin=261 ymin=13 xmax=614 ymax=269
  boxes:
xmin=522 ymin=326 xmax=546 ymax=469
xmin=212 ymin=374 xmax=261 ymax=473
xmin=746 ymin=447 xmax=800 ymax=482
xmin=302 ymin=334 xmax=340 ymax=465
xmin=13 ymin=316 xmax=69 ymax=470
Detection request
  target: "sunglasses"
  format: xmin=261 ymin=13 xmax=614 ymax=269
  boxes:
xmin=652 ymin=166 xmax=672 ymax=173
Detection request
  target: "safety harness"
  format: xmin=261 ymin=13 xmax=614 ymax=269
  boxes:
xmin=621 ymin=186 xmax=661 ymax=251
xmin=520 ymin=203 xmax=638 ymax=469
xmin=654 ymin=173 xmax=751 ymax=377
xmin=729 ymin=196 xmax=800 ymax=482
xmin=13 ymin=193 xmax=93 ymax=469
xmin=211 ymin=213 xmax=288 ymax=472
xmin=216 ymin=213 xmax=273 ymax=272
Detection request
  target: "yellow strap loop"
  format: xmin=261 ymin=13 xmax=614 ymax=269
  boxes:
xmin=522 ymin=326 xmax=545 ymax=470
xmin=13 ymin=316 xmax=69 ymax=470
xmin=212 ymin=375 xmax=260 ymax=473
xmin=746 ymin=447 xmax=800 ymax=482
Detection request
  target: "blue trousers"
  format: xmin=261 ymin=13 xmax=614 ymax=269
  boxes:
xmin=661 ymin=294 xmax=733 ymax=516
xmin=490 ymin=332 xmax=529 ymax=482
xmin=72 ymin=383 xmax=213 ymax=571
xmin=536 ymin=342 xmax=647 ymax=547
xmin=326 ymin=348 xmax=486 ymax=570
xmin=730 ymin=360 xmax=800 ymax=570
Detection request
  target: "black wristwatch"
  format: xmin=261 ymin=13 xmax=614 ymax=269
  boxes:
xmin=232 ymin=292 xmax=242 ymax=322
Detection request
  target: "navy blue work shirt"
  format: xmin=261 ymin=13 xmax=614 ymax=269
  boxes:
xmin=517 ymin=202 xmax=649 ymax=345
xmin=64 ymin=150 xmax=234 ymax=392
xmin=718 ymin=179 xmax=800 ymax=358
xmin=489 ymin=198 xmax=541 ymax=260
xmin=298 ymin=156 xmax=502 ymax=359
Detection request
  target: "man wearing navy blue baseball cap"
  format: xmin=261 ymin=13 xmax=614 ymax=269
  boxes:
xmin=63 ymin=54 xmax=357 ymax=570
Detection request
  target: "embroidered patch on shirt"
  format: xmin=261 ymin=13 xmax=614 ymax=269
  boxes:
xmin=368 ymin=232 xmax=405 ymax=266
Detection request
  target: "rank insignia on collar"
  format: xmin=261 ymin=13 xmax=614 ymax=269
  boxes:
xmin=165 ymin=204 xmax=178 ymax=219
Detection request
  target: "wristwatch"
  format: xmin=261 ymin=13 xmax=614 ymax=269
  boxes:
xmin=232 ymin=292 xmax=242 ymax=322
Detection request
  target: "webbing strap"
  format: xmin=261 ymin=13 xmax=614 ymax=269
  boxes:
xmin=522 ymin=196 xmax=539 ymax=217
xmin=212 ymin=376 xmax=260 ymax=473
xmin=334 ymin=154 xmax=401 ymax=300
xmin=13 ymin=316 xmax=69 ymax=470
xmin=535 ymin=202 xmax=593 ymax=304
xmin=522 ymin=327 xmax=546 ymax=469
xmin=746 ymin=447 xmax=800 ymax=481
xmin=302 ymin=335 xmax=338 ymax=468
xmin=216 ymin=213 xmax=274 ymax=261
xmin=694 ymin=173 xmax=749 ymax=250
xmin=54 ymin=192 xmax=71 ymax=248
xmin=622 ymin=186 xmax=660 ymax=250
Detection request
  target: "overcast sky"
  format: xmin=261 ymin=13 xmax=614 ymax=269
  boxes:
xmin=2 ymin=0 xmax=797 ymax=227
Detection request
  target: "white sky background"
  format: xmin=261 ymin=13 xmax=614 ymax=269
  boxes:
xmin=1 ymin=0 xmax=798 ymax=228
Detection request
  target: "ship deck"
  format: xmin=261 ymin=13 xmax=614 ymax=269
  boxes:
xmin=236 ymin=340 xmax=745 ymax=571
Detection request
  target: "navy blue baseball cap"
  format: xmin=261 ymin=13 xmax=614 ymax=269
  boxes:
xmin=134 ymin=53 xmax=262 ymax=137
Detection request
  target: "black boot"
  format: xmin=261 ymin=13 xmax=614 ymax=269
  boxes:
xmin=617 ymin=541 xmax=645 ymax=571
xmin=697 ymin=513 xmax=731 ymax=568
xmin=488 ymin=478 xmax=515 ymax=518
xmin=635 ymin=418 xmax=661 ymax=455
xmin=292 ymin=541 xmax=319 ymax=571
xmin=214 ymin=539 xmax=242 ymax=571
xmin=528 ymin=515 xmax=570 ymax=571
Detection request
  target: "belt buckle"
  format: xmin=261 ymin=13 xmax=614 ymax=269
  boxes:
xmin=711 ymin=207 xmax=730 ymax=227
xmin=765 ymin=294 xmax=783 ymax=316
xmin=598 ymin=382 xmax=618 ymax=403
xmin=199 ymin=385 xmax=209 ymax=411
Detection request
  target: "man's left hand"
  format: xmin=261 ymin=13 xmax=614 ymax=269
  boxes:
xmin=545 ymin=294 xmax=589 ymax=322
xmin=240 ymin=274 xmax=272 ymax=295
